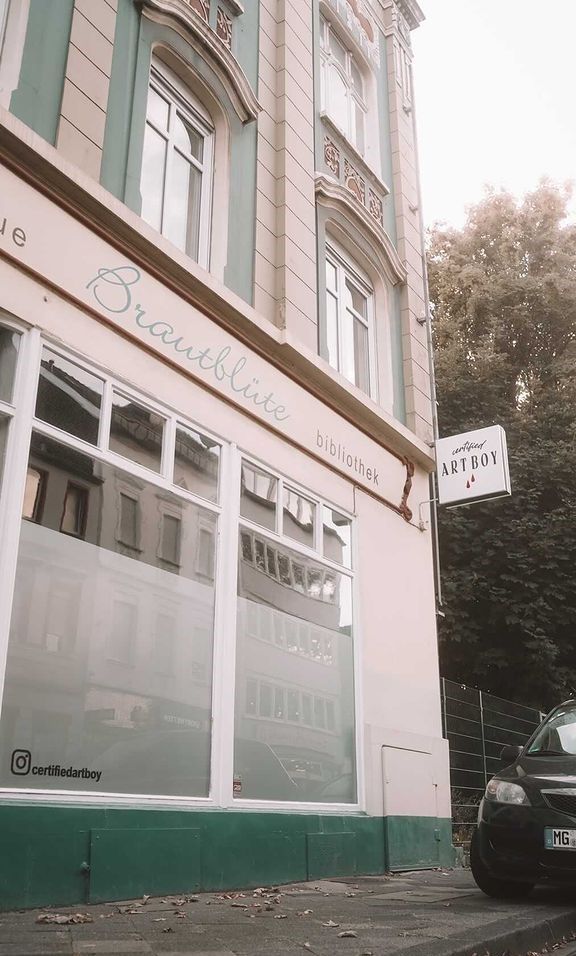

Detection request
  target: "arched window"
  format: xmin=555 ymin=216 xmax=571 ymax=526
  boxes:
xmin=319 ymin=15 xmax=366 ymax=155
xmin=325 ymin=242 xmax=374 ymax=396
xmin=140 ymin=60 xmax=214 ymax=267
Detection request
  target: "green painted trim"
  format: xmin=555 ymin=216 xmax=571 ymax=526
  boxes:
xmin=100 ymin=0 xmax=141 ymax=200
xmin=385 ymin=816 xmax=455 ymax=871
xmin=101 ymin=9 xmax=258 ymax=305
xmin=391 ymin=284 xmax=407 ymax=424
xmin=0 ymin=803 xmax=453 ymax=910
xmin=9 ymin=0 xmax=75 ymax=145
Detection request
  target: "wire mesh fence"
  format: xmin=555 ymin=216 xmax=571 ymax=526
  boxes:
xmin=441 ymin=678 xmax=545 ymax=847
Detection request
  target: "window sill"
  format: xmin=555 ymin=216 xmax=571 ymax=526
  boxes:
xmin=320 ymin=112 xmax=390 ymax=197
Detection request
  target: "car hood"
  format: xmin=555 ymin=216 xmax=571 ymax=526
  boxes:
xmin=499 ymin=754 xmax=576 ymax=793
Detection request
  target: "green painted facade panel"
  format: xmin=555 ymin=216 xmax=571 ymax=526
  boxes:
xmin=89 ymin=827 xmax=201 ymax=902
xmin=306 ymin=831 xmax=356 ymax=879
xmin=385 ymin=816 xmax=455 ymax=871
xmin=10 ymin=0 xmax=75 ymax=145
xmin=0 ymin=804 xmax=452 ymax=910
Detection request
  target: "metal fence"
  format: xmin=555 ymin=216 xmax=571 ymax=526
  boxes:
xmin=441 ymin=678 xmax=545 ymax=846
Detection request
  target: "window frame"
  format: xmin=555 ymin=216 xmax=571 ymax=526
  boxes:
xmin=324 ymin=242 xmax=377 ymax=399
xmin=140 ymin=59 xmax=215 ymax=268
xmin=0 ymin=331 xmax=363 ymax=814
xmin=319 ymin=15 xmax=367 ymax=155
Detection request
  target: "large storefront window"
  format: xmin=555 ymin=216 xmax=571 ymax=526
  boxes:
xmin=0 ymin=338 xmax=359 ymax=806
xmin=0 ymin=345 xmax=220 ymax=798
xmin=234 ymin=460 xmax=357 ymax=803
xmin=0 ymin=321 xmax=20 ymax=491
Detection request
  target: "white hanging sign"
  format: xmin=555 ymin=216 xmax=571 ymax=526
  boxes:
xmin=436 ymin=425 xmax=511 ymax=507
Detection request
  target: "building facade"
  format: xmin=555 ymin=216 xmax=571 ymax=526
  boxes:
xmin=0 ymin=0 xmax=452 ymax=908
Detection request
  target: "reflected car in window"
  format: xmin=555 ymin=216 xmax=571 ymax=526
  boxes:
xmin=472 ymin=699 xmax=576 ymax=897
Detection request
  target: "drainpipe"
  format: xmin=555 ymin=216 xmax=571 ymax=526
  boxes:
xmin=409 ymin=62 xmax=443 ymax=610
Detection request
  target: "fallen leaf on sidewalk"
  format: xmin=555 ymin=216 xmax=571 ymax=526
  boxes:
xmin=152 ymin=918 xmax=167 ymax=922
xmin=231 ymin=902 xmax=248 ymax=908
xmin=161 ymin=926 xmax=174 ymax=933
xmin=337 ymin=930 xmax=358 ymax=938
xmin=274 ymin=914 xmax=288 ymax=919
xmin=297 ymin=910 xmax=314 ymax=916
xmin=322 ymin=920 xmax=340 ymax=927
xmin=36 ymin=913 xmax=93 ymax=925
xmin=142 ymin=895 xmax=150 ymax=904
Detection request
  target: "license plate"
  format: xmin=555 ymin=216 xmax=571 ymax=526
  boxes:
xmin=545 ymin=827 xmax=576 ymax=849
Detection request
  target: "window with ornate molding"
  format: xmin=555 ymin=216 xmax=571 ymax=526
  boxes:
xmin=140 ymin=61 xmax=214 ymax=266
xmin=324 ymin=243 xmax=374 ymax=397
xmin=320 ymin=15 xmax=366 ymax=156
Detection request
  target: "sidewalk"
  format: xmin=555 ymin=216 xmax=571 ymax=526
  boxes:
xmin=2 ymin=868 xmax=576 ymax=956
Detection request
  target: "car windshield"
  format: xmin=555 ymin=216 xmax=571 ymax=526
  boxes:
xmin=527 ymin=704 xmax=576 ymax=755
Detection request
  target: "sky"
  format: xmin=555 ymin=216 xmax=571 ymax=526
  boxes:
xmin=411 ymin=0 xmax=576 ymax=228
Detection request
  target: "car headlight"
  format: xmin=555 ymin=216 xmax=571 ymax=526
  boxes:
xmin=485 ymin=779 xmax=530 ymax=805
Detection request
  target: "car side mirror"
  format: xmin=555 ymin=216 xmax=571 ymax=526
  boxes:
xmin=500 ymin=744 xmax=522 ymax=764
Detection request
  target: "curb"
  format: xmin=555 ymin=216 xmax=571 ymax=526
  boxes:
xmin=397 ymin=908 xmax=576 ymax=956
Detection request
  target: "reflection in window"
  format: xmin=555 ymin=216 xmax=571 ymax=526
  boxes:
xmin=235 ymin=527 xmax=356 ymax=803
xmin=174 ymin=423 xmax=220 ymax=502
xmin=35 ymin=347 xmax=103 ymax=446
xmin=283 ymin=487 xmax=315 ymax=548
xmin=60 ymin=483 xmax=88 ymax=537
xmin=323 ymin=506 xmax=352 ymax=568
xmin=110 ymin=392 xmax=165 ymax=473
xmin=119 ymin=493 xmax=139 ymax=549
xmin=0 ymin=324 xmax=20 ymax=403
xmin=0 ymin=431 xmax=218 ymax=798
xmin=22 ymin=467 xmax=46 ymax=522
xmin=161 ymin=514 xmax=181 ymax=565
xmin=240 ymin=460 xmax=277 ymax=531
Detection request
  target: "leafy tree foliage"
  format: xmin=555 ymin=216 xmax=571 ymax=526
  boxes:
xmin=429 ymin=184 xmax=576 ymax=709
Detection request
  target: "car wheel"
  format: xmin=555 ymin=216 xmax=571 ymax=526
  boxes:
xmin=470 ymin=829 xmax=534 ymax=899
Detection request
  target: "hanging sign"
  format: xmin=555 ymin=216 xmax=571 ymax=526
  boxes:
xmin=436 ymin=425 xmax=511 ymax=507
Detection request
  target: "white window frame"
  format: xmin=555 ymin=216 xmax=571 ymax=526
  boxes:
xmin=319 ymin=15 xmax=367 ymax=155
xmin=325 ymin=242 xmax=377 ymax=399
xmin=0 ymin=333 xmax=364 ymax=814
xmin=233 ymin=452 xmax=362 ymax=810
xmin=140 ymin=59 xmax=214 ymax=268
xmin=0 ymin=0 xmax=30 ymax=109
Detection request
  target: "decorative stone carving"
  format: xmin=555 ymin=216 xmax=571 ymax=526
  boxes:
xmin=368 ymin=189 xmax=383 ymax=227
xmin=326 ymin=0 xmax=380 ymax=66
xmin=186 ymin=0 xmax=209 ymax=21
xmin=216 ymin=7 xmax=232 ymax=49
xmin=324 ymin=137 xmax=340 ymax=178
xmin=344 ymin=159 xmax=365 ymax=205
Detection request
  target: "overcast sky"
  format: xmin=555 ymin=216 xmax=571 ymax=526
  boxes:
xmin=411 ymin=0 xmax=576 ymax=228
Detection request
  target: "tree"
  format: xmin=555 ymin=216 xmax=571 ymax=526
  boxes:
xmin=429 ymin=183 xmax=576 ymax=710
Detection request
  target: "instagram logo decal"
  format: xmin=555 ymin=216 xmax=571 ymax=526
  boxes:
xmin=10 ymin=750 xmax=102 ymax=782
xmin=11 ymin=749 xmax=31 ymax=775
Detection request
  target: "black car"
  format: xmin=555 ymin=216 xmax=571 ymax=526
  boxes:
xmin=471 ymin=698 xmax=576 ymax=898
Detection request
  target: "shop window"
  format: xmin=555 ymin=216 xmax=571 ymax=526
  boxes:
xmin=0 ymin=323 xmax=19 ymax=403
xmin=240 ymin=461 xmax=277 ymax=531
xmin=35 ymin=347 xmax=104 ymax=447
xmin=140 ymin=62 xmax=214 ymax=267
xmin=320 ymin=15 xmax=366 ymax=155
xmin=110 ymin=391 xmax=165 ymax=473
xmin=235 ymin=458 xmax=356 ymax=804
xmin=0 ymin=421 xmax=218 ymax=798
xmin=325 ymin=244 xmax=374 ymax=396
xmin=174 ymin=423 xmax=220 ymax=502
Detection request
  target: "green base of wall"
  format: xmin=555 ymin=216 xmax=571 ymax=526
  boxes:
xmin=0 ymin=804 xmax=454 ymax=910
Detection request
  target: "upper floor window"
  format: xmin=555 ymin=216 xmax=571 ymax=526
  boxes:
xmin=325 ymin=245 xmax=373 ymax=397
xmin=320 ymin=16 xmax=366 ymax=155
xmin=140 ymin=62 xmax=214 ymax=266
